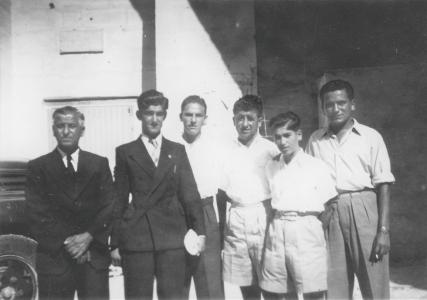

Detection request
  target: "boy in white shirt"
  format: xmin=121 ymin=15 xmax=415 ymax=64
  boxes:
xmin=260 ymin=111 xmax=337 ymax=300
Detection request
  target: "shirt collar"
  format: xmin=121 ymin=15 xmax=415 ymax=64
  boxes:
xmin=236 ymin=133 xmax=261 ymax=148
xmin=323 ymin=118 xmax=361 ymax=138
xmin=57 ymin=147 xmax=80 ymax=160
xmin=141 ymin=133 xmax=163 ymax=145
xmin=181 ymin=131 xmax=203 ymax=146
xmin=280 ymin=147 xmax=303 ymax=167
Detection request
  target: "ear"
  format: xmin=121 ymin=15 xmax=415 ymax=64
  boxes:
xmin=136 ymin=110 xmax=142 ymax=120
xmin=350 ymin=99 xmax=356 ymax=111
xmin=80 ymin=126 xmax=86 ymax=137
xmin=297 ymin=129 xmax=303 ymax=141
xmin=179 ymin=113 xmax=183 ymax=121
xmin=257 ymin=116 xmax=263 ymax=129
xmin=52 ymin=125 xmax=56 ymax=136
xmin=202 ymin=114 xmax=208 ymax=126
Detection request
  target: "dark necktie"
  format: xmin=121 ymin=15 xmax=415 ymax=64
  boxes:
xmin=67 ymin=154 xmax=75 ymax=175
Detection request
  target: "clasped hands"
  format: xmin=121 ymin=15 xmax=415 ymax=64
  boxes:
xmin=64 ymin=232 xmax=93 ymax=264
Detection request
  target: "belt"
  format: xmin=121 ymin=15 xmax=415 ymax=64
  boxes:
xmin=201 ymin=196 xmax=214 ymax=207
xmin=274 ymin=210 xmax=320 ymax=219
xmin=230 ymin=198 xmax=271 ymax=208
xmin=338 ymin=188 xmax=375 ymax=199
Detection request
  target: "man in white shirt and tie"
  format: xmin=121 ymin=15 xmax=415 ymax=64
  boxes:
xmin=179 ymin=95 xmax=224 ymax=300
xmin=219 ymin=95 xmax=279 ymax=300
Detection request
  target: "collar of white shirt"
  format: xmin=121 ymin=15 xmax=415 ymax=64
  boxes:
xmin=323 ymin=118 xmax=362 ymax=138
xmin=236 ymin=133 xmax=262 ymax=148
xmin=141 ymin=133 xmax=163 ymax=149
xmin=57 ymin=147 xmax=80 ymax=171
xmin=278 ymin=147 xmax=303 ymax=167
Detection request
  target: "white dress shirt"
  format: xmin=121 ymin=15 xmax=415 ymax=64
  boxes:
xmin=57 ymin=147 xmax=79 ymax=172
xmin=266 ymin=149 xmax=337 ymax=212
xmin=179 ymin=133 xmax=222 ymax=199
xmin=141 ymin=134 xmax=163 ymax=167
xmin=306 ymin=119 xmax=395 ymax=193
xmin=221 ymin=134 xmax=279 ymax=205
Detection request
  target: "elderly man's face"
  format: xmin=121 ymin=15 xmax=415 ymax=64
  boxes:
xmin=53 ymin=113 xmax=84 ymax=153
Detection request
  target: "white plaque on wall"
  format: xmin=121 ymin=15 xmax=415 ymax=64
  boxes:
xmin=59 ymin=29 xmax=104 ymax=54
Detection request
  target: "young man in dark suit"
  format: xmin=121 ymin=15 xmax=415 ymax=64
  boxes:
xmin=110 ymin=90 xmax=206 ymax=300
xmin=26 ymin=106 xmax=114 ymax=300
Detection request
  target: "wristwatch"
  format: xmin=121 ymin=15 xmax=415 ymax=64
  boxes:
xmin=379 ymin=226 xmax=389 ymax=234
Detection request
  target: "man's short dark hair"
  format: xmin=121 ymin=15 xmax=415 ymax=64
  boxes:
xmin=137 ymin=89 xmax=169 ymax=111
xmin=52 ymin=106 xmax=85 ymax=125
xmin=269 ymin=111 xmax=301 ymax=132
xmin=233 ymin=95 xmax=263 ymax=117
xmin=181 ymin=95 xmax=207 ymax=114
xmin=319 ymin=79 xmax=354 ymax=103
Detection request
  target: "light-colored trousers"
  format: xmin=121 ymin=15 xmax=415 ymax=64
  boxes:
xmin=326 ymin=190 xmax=390 ymax=299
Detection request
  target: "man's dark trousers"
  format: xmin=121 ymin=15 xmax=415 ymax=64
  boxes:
xmin=184 ymin=196 xmax=224 ymax=299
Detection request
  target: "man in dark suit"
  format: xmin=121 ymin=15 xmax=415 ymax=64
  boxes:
xmin=26 ymin=106 xmax=114 ymax=300
xmin=110 ymin=90 xmax=206 ymax=300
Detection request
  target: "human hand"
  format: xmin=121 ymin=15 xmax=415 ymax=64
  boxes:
xmin=370 ymin=231 xmax=390 ymax=263
xmin=76 ymin=251 xmax=91 ymax=264
xmin=110 ymin=248 xmax=121 ymax=267
xmin=64 ymin=232 xmax=93 ymax=259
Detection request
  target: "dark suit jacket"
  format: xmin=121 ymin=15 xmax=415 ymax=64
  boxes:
xmin=110 ymin=137 xmax=205 ymax=251
xmin=25 ymin=149 xmax=114 ymax=275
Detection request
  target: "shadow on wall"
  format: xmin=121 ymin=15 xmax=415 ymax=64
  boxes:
xmin=189 ymin=0 xmax=257 ymax=95
xmin=128 ymin=0 xmax=156 ymax=91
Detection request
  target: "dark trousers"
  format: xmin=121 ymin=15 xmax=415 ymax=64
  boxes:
xmin=184 ymin=197 xmax=224 ymax=299
xmin=38 ymin=263 xmax=109 ymax=300
xmin=121 ymin=248 xmax=187 ymax=300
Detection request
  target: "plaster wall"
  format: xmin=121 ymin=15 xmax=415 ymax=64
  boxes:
xmin=155 ymin=0 xmax=257 ymax=142
xmin=1 ymin=0 xmax=142 ymax=160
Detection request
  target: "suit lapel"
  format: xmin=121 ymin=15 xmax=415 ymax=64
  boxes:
xmin=44 ymin=150 xmax=76 ymax=200
xmin=73 ymin=150 xmax=96 ymax=198
xmin=150 ymin=138 xmax=175 ymax=192
xmin=128 ymin=138 xmax=156 ymax=177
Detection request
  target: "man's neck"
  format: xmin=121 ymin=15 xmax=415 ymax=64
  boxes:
xmin=329 ymin=118 xmax=354 ymax=141
xmin=57 ymin=145 xmax=78 ymax=155
xmin=143 ymin=132 xmax=161 ymax=140
xmin=182 ymin=132 xmax=201 ymax=144
xmin=238 ymin=134 xmax=257 ymax=147
xmin=282 ymin=148 xmax=300 ymax=164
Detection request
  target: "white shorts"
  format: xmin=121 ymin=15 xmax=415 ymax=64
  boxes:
xmin=222 ymin=201 xmax=270 ymax=286
xmin=260 ymin=213 xmax=327 ymax=294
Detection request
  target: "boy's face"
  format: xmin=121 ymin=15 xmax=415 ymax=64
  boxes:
xmin=180 ymin=102 xmax=207 ymax=140
xmin=233 ymin=109 xmax=261 ymax=145
xmin=137 ymin=105 xmax=166 ymax=138
xmin=323 ymin=89 xmax=355 ymax=128
xmin=273 ymin=125 xmax=302 ymax=160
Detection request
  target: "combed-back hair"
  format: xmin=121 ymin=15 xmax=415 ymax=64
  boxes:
xmin=269 ymin=111 xmax=301 ymax=131
xmin=233 ymin=95 xmax=263 ymax=117
xmin=319 ymin=79 xmax=354 ymax=103
xmin=52 ymin=106 xmax=85 ymax=126
xmin=181 ymin=95 xmax=207 ymax=114
xmin=137 ymin=89 xmax=169 ymax=111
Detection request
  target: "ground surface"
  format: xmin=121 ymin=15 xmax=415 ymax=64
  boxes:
xmin=109 ymin=259 xmax=427 ymax=299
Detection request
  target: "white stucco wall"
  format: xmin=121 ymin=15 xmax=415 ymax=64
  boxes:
xmin=0 ymin=0 xmax=142 ymax=160
xmin=155 ymin=0 xmax=257 ymax=143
